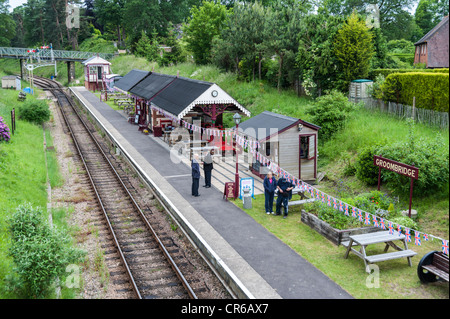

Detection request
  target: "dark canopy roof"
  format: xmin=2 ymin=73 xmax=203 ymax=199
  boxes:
xmin=117 ymin=69 xmax=250 ymax=118
xmin=129 ymin=73 xmax=176 ymax=100
xmin=238 ymin=111 xmax=320 ymax=141
xmin=150 ymin=77 xmax=213 ymax=116
xmin=115 ymin=69 xmax=150 ymax=92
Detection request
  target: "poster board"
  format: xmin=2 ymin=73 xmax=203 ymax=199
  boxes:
xmin=239 ymin=177 xmax=255 ymax=200
xmin=223 ymin=182 xmax=236 ymax=201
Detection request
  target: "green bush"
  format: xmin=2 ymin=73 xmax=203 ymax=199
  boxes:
xmin=381 ymin=72 xmax=449 ymax=112
xmin=377 ymin=134 xmax=449 ymax=197
xmin=355 ymin=144 xmax=381 ymax=186
xmin=369 ymin=68 xmax=449 ymax=79
xmin=18 ymin=99 xmax=50 ymax=125
xmin=355 ymin=122 xmax=449 ymax=197
xmin=8 ymin=204 xmax=85 ymax=298
xmin=306 ymin=90 xmax=355 ymax=141
xmin=390 ymin=216 xmax=419 ymax=231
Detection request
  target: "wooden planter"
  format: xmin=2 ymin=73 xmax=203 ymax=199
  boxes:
xmin=301 ymin=210 xmax=382 ymax=246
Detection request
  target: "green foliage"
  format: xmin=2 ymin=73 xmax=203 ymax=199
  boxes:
xmin=355 ymin=121 xmax=449 ymax=197
xmin=159 ymin=25 xmax=186 ymax=66
xmin=134 ymin=30 xmax=160 ymax=62
xmin=390 ymin=216 xmax=419 ymax=230
xmin=368 ymin=74 xmax=386 ymax=99
xmin=8 ymin=204 xmax=85 ymax=298
xmin=381 ymin=72 xmax=449 ymax=112
xmin=183 ymin=1 xmax=230 ymax=65
xmin=333 ymin=11 xmax=375 ymax=91
xmin=369 ymin=68 xmax=449 ymax=79
xmin=18 ymin=99 xmax=50 ymax=125
xmin=387 ymin=39 xmax=415 ymax=54
xmin=78 ymin=35 xmax=116 ymax=54
xmin=306 ymin=90 xmax=355 ymax=141
xmin=296 ymin=14 xmax=344 ymax=97
xmin=355 ymin=144 xmax=381 ymax=186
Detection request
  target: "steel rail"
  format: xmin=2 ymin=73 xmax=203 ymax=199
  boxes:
xmin=35 ymin=77 xmax=197 ymax=299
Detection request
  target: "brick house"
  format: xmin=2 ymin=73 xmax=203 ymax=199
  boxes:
xmin=414 ymin=16 xmax=449 ymax=68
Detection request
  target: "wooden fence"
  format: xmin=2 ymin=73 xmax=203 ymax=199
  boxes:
xmin=362 ymin=97 xmax=449 ymax=130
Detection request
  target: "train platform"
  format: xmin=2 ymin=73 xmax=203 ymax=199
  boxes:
xmin=70 ymin=86 xmax=352 ymax=299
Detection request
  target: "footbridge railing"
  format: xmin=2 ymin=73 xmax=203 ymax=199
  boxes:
xmin=0 ymin=47 xmax=114 ymax=62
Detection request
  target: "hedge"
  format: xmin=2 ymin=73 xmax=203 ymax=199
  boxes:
xmin=369 ymin=68 xmax=449 ymax=80
xmin=381 ymin=72 xmax=449 ymax=112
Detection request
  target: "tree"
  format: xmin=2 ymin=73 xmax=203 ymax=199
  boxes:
xmin=211 ymin=1 xmax=268 ymax=79
xmin=183 ymin=0 xmax=230 ymax=64
xmin=296 ymin=13 xmax=344 ymax=97
xmin=318 ymin=0 xmax=417 ymax=41
xmin=0 ymin=0 xmax=16 ymax=46
xmin=333 ymin=11 xmax=375 ymax=91
xmin=94 ymin=0 xmax=125 ymax=46
xmin=415 ymin=0 xmax=449 ymax=38
xmin=134 ymin=30 xmax=160 ymax=62
xmin=264 ymin=0 xmax=304 ymax=91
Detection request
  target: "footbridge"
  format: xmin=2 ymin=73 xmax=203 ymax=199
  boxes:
xmin=0 ymin=46 xmax=115 ymax=83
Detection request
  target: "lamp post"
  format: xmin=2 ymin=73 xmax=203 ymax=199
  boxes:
xmin=233 ymin=113 xmax=241 ymax=198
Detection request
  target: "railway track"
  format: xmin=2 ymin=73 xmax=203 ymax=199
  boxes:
xmin=34 ymin=77 xmax=197 ymax=299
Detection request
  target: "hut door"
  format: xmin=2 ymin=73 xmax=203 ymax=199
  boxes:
xmin=97 ymin=66 xmax=102 ymax=80
xmin=299 ymin=134 xmax=317 ymax=180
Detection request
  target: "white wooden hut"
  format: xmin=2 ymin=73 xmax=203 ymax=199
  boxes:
xmin=2 ymin=75 xmax=20 ymax=90
xmin=238 ymin=111 xmax=320 ymax=181
xmin=82 ymin=56 xmax=112 ymax=92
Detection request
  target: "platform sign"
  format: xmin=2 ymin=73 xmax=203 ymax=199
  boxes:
xmin=239 ymin=177 xmax=255 ymax=200
xmin=223 ymin=182 xmax=236 ymax=201
xmin=374 ymin=155 xmax=419 ymax=218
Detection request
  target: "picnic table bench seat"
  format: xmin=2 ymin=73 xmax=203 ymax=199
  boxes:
xmin=418 ymin=251 xmax=449 ymax=283
xmin=289 ymin=198 xmax=317 ymax=206
xmin=365 ymin=250 xmax=417 ymax=263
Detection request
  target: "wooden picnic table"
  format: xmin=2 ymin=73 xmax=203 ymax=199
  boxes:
xmin=113 ymin=96 xmax=130 ymax=104
xmin=118 ymin=101 xmax=134 ymax=109
xmin=342 ymin=230 xmax=417 ymax=273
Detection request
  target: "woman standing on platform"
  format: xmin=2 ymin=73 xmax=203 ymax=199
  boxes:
xmin=263 ymin=171 xmax=277 ymax=215
xmin=192 ymin=154 xmax=201 ymax=197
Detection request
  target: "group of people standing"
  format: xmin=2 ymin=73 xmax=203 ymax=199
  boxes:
xmin=191 ymin=150 xmax=214 ymax=197
xmin=191 ymin=152 xmax=294 ymax=218
xmin=263 ymin=171 xmax=294 ymax=219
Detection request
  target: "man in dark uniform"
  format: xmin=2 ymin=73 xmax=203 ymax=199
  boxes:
xmin=192 ymin=154 xmax=201 ymax=197
xmin=202 ymin=149 xmax=214 ymax=188
xmin=275 ymin=176 xmax=294 ymax=218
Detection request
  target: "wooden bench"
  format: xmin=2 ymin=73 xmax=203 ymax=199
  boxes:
xmin=417 ymin=251 xmax=449 ymax=283
xmin=289 ymin=198 xmax=317 ymax=206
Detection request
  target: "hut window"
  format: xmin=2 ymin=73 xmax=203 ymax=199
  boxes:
xmin=266 ymin=142 xmax=271 ymax=156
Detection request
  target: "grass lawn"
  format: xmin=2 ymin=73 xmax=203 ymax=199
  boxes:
xmin=0 ymin=82 xmax=77 ymax=298
xmin=0 ymin=87 xmax=49 ymax=298
xmin=233 ymin=194 xmax=448 ymax=299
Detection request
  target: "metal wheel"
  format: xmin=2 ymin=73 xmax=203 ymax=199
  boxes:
xmin=417 ymin=251 xmax=439 ymax=283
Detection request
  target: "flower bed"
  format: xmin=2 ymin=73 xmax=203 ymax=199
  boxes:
xmin=300 ymin=210 xmax=381 ymax=246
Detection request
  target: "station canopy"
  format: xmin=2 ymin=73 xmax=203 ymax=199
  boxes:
xmin=114 ymin=69 xmax=150 ymax=93
xmin=120 ymin=69 xmax=250 ymax=119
